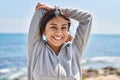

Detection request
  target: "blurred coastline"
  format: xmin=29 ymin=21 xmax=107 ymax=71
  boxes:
xmin=0 ymin=33 xmax=120 ymax=80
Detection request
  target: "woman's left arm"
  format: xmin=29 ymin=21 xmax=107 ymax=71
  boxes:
xmin=62 ymin=8 xmax=92 ymax=55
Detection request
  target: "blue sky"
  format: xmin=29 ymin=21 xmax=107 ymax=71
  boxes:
xmin=0 ymin=0 xmax=120 ymax=34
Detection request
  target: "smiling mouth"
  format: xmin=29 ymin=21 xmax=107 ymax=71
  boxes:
xmin=53 ymin=36 xmax=64 ymax=41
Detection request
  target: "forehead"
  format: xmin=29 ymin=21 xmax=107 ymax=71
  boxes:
xmin=47 ymin=16 xmax=69 ymax=24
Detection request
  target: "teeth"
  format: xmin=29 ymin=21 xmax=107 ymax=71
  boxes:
xmin=54 ymin=37 xmax=62 ymax=40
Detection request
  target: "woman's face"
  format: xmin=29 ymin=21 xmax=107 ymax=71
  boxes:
xmin=44 ymin=16 xmax=69 ymax=48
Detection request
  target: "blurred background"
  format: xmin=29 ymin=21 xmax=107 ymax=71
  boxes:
xmin=0 ymin=0 xmax=120 ymax=80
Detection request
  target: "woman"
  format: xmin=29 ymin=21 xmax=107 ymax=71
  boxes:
xmin=28 ymin=2 xmax=92 ymax=80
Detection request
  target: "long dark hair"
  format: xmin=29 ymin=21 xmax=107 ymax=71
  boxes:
xmin=39 ymin=8 xmax=71 ymax=38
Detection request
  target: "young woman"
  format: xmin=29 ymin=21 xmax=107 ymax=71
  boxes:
xmin=28 ymin=2 xmax=92 ymax=80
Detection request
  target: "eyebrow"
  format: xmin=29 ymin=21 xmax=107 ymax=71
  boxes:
xmin=62 ymin=24 xmax=68 ymax=26
xmin=50 ymin=23 xmax=68 ymax=26
xmin=50 ymin=23 xmax=57 ymax=26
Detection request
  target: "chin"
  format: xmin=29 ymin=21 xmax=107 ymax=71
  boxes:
xmin=54 ymin=44 xmax=62 ymax=47
xmin=53 ymin=43 xmax=63 ymax=47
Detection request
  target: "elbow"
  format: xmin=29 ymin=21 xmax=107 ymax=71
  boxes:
xmin=87 ymin=12 xmax=93 ymax=20
xmin=85 ymin=11 xmax=92 ymax=19
xmin=79 ymin=11 xmax=92 ymax=24
xmin=85 ymin=12 xmax=92 ymax=24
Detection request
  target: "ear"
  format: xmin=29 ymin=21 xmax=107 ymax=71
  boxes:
xmin=43 ymin=31 xmax=46 ymax=35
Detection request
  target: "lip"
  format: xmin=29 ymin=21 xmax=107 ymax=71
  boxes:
xmin=53 ymin=36 xmax=64 ymax=41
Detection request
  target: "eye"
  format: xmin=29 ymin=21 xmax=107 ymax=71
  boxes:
xmin=50 ymin=26 xmax=57 ymax=30
xmin=61 ymin=27 xmax=68 ymax=30
xmin=61 ymin=24 xmax=68 ymax=30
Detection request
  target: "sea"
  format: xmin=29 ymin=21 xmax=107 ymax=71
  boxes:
xmin=0 ymin=33 xmax=120 ymax=79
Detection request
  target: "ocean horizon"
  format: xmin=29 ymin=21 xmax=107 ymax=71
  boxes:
xmin=0 ymin=33 xmax=120 ymax=79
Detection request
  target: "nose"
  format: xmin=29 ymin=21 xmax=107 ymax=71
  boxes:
xmin=55 ymin=29 xmax=63 ymax=36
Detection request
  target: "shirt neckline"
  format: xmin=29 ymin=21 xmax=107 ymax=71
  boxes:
xmin=46 ymin=42 xmax=72 ymax=58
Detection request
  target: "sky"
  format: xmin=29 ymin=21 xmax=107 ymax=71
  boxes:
xmin=0 ymin=0 xmax=120 ymax=34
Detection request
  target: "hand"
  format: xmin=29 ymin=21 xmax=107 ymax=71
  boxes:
xmin=35 ymin=2 xmax=53 ymax=10
xmin=66 ymin=33 xmax=74 ymax=42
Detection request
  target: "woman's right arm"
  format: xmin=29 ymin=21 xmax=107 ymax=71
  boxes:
xmin=28 ymin=4 xmax=48 ymax=80
xmin=28 ymin=3 xmax=53 ymax=55
xmin=28 ymin=3 xmax=53 ymax=80
xmin=28 ymin=8 xmax=46 ymax=56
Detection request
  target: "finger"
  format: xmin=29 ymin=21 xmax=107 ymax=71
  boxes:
xmin=35 ymin=6 xmax=44 ymax=10
xmin=35 ymin=3 xmax=40 ymax=10
xmin=36 ymin=2 xmax=40 ymax=8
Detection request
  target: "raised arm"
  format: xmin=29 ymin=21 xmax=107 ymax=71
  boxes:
xmin=28 ymin=3 xmax=53 ymax=55
xmin=28 ymin=6 xmax=47 ymax=56
xmin=27 ymin=3 xmax=48 ymax=80
xmin=62 ymin=8 xmax=92 ymax=55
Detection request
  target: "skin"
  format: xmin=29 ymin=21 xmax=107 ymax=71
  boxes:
xmin=35 ymin=2 xmax=53 ymax=10
xmin=36 ymin=2 xmax=74 ymax=55
xmin=44 ymin=16 xmax=70 ymax=55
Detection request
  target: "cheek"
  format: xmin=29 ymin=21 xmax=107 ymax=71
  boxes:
xmin=44 ymin=28 xmax=52 ymax=35
xmin=44 ymin=30 xmax=53 ymax=38
xmin=64 ymin=32 xmax=69 ymax=38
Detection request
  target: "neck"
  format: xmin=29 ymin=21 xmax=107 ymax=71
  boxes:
xmin=52 ymin=46 xmax=61 ymax=55
xmin=47 ymin=43 xmax=61 ymax=56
